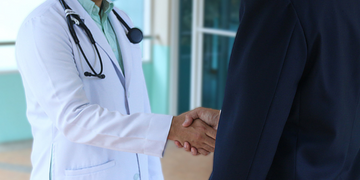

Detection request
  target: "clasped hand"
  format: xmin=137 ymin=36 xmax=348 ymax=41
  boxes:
xmin=167 ymin=107 xmax=220 ymax=156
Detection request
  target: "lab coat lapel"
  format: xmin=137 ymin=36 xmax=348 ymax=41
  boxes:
xmin=65 ymin=0 xmax=125 ymax=78
xmin=108 ymin=11 xmax=133 ymax=91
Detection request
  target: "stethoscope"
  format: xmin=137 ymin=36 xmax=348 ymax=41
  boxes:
xmin=59 ymin=0 xmax=143 ymax=79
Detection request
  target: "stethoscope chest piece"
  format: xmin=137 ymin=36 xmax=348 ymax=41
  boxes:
xmin=127 ymin=28 xmax=143 ymax=44
xmin=112 ymin=9 xmax=143 ymax=44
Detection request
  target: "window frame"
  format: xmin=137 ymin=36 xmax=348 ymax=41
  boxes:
xmin=142 ymin=0 xmax=153 ymax=62
xmin=190 ymin=0 xmax=237 ymax=109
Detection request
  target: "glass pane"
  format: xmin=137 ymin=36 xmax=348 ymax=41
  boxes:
xmin=204 ymin=0 xmax=241 ymax=31
xmin=0 ymin=46 xmax=17 ymax=72
xmin=202 ymin=35 xmax=234 ymax=109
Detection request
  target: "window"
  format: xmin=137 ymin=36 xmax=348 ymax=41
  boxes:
xmin=0 ymin=0 xmax=45 ymax=72
xmin=190 ymin=0 xmax=240 ymax=109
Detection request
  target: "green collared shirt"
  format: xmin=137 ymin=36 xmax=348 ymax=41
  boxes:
xmin=77 ymin=0 xmax=125 ymax=75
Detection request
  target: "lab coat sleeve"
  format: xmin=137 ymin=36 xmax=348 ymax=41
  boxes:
xmin=15 ymin=15 xmax=172 ymax=158
xmin=138 ymin=63 xmax=166 ymax=179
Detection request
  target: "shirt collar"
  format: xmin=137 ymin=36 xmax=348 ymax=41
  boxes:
xmin=77 ymin=0 xmax=114 ymax=17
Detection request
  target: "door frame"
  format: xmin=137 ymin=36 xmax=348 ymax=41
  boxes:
xmin=190 ymin=0 xmax=236 ymax=109
xmin=169 ymin=0 xmax=180 ymax=115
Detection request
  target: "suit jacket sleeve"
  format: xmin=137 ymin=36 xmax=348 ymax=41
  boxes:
xmin=211 ymin=0 xmax=307 ymax=179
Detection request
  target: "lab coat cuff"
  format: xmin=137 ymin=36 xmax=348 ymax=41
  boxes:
xmin=143 ymin=114 xmax=173 ymax=158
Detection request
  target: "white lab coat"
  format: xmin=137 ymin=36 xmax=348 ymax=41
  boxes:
xmin=15 ymin=0 xmax=173 ymax=179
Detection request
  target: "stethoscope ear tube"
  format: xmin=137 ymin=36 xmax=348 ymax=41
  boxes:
xmin=79 ymin=22 xmax=96 ymax=44
xmin=60 ymin=0 xmax=79 ymax=44
xmin=66 ymin=16 xmax=80 ymax=44
xmin=60 ymin=0 xmax=105 ymax=79
xmin=59 ymin=0 xmax=144 ymax=80
xmin=59 ymin=0 xmax=70 ymax=10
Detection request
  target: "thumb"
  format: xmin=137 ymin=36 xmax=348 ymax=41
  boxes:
xmin=182 ymin=115 xmax=194 ymax=127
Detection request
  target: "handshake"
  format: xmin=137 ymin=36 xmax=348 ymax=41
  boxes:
xmin=167 ymin=107 xmax=220 ymax=156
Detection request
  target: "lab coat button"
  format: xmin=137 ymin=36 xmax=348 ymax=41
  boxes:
xmin=133 ymin=173 xmax=139 ymax=180
xmin=127 ymin=92 xmax=130 ymax=98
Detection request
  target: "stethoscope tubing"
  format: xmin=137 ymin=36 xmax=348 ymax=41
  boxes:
xmin=59 ymin=0 xmax=143 ymax=79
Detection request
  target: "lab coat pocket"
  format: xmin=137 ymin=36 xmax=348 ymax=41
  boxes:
xmin=65 ymin=160 xmax=116 ymax=176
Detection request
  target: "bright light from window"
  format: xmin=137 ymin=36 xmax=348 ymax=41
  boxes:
xmin=0 ymin=0 xmax=45 ymax=72
xmin=142 ymin=0 xmax=152 ymax=62
xmin=0 ymin=46 xmax=16 ymax=72
xmin=0 ymin=0 xmax=46 ymax=41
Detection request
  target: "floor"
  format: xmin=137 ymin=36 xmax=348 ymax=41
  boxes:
xmin=0 ymin=140 xmax=213 ymax=180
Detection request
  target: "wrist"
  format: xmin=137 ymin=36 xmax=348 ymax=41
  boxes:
xmin=167 ymin=116 xmax=177 ymax=140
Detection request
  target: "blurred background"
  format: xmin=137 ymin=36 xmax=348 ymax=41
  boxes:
xmin=0 ymin=0 xmax=240 ymax=179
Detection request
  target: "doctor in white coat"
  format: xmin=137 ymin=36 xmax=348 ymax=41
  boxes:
xmin=15 ymin=0 xmax=219 ymax=179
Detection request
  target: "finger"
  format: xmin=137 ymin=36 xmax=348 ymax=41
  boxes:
xmin=198 ymin=148 xmax=210 ymax=156
xmin=201 ymin=142 xmax=215 ymax=152
xmin=191 ymin=147 xmax=199 ymax=156
xmin=191 ymin=147 xmax=201 ymax=156
xmin=197 ymin=108 xmax=221 ymax=129
xmin=182 ymin=115 xmax=194 ymax=127
xmin=203 ymin=135 xmax=216 ymax=149
xmin=205 ymin=126 xmax=217 ymax=139
xmin=185 ymin=108 xmax=202 ymax=123
xmin=183 ymin=142 xmax=191 ymax=152
xmin=174 ymin=141 xmax=183 ymax=148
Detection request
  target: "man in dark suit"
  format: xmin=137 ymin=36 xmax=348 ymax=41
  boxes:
xmin=210 ymin=0 xmax=360 ymax=179
xmin=178 ymin=0 xmax=360 ymax=179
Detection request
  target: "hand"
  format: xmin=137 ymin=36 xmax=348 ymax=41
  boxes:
xmin=174 ymin=141 xmax=210 ymax=155
xmin=168 ymin=114 xmax=216 ymax=153
xmin=182 ymin=107 xmax=220 ymax=129
xmin=174 ymin=107 xmax=220 ymax=156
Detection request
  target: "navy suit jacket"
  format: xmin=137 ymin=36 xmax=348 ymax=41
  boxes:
xmin=210 ymin=0 xmax=360 ymax=179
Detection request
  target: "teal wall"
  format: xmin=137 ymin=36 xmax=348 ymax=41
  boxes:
xmin=0 ymin=73 xmax=32 ymax=143
xmin=143 ymin=45 xmax=170 ymax=114
xmin=114 ymin=1 xmax=171 ymax=114
xmin=114 ymin=0 xmax=144 ymax=29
